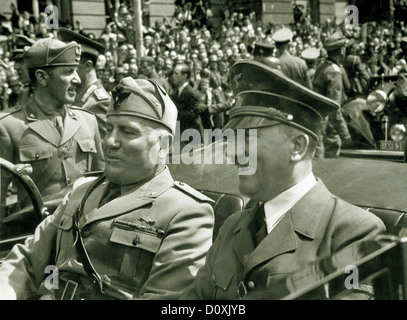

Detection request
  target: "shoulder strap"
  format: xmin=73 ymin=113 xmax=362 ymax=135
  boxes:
xmin=72 ymin=175 xmax=107 ymax=294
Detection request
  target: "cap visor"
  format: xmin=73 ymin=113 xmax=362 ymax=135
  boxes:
xmin=222 ymin=116 xmax=281 ymax=131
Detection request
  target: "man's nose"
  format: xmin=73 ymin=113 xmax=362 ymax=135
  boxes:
xmin=72 ymin=70 xmax=81 ymax=85
xmin=104 ymin=131 xmax=120 ymax=148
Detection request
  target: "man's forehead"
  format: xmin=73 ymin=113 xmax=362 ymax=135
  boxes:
xmin=107 ymin=114 xmax=157 ymax=129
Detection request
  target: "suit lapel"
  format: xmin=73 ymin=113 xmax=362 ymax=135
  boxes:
xmin=60 ymin=107 xmax=81 ymax=145
xmin=25 ymin=100 xmax=61 ymax=147
xmin=82 ymin=167 xmax=174 ymax=227
xmin=232 ymin=204 xmax=258 ymax=267
xmin=240 ymin=179 xmax=331 ymax=277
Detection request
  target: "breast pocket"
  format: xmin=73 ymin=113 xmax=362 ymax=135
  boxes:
xmin=107 ymin=226 xmax=163 ymax=293
xmin=212 ymin=266 xmax=234 ymax=299
xmin=75 ymin=139 xmax=97 ymax=168
xmin=19 ymin=143 xmax=53 ymax=162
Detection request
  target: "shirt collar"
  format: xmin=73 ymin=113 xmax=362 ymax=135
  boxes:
xmin=178 ymin=81 xmax=189 ymax=96
xmin=263 ymin=172 xmax=317 ymax=233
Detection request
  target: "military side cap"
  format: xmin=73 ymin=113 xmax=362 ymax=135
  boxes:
xmin=108 ymin=77 xmax=178 ymax=135
xmin=300 ymin=47 xmax=320 ymax=61
xmin=58 ymin=27 xmax=105 ymax=57
xmin=223 ymin=59 xmax=339 ymax=140
xmin=24 ymin=38 xmax=81 ymax=69
xmin=11 ymin=34 xmax=35 ymax=60
xmin=324 ymin=32 xmax=354 ymax=51
xmin=272 ymin=28 xmax=293 ymax=44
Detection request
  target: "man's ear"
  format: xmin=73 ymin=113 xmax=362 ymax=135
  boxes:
xmin=35 ymin=69 xmax=49 ymax=87
xmin=84 ymin=60 xmax=94 ymax=72
xmin=290 ymin=133 xmax=309 ymax=162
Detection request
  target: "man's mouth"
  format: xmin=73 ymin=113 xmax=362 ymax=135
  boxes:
xmin=67 ymin=87 xmax=76 ymax=98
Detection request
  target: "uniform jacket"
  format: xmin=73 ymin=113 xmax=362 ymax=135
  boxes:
xmin=0 ymin=167 xmax=214 ymax=300
xmin=312 ymin=58 xmax=351 ymax=142
xmin=76 ymin=79 xmax=110 ymax=140
xmin=181 ymin=179 xmax=385 ymax=300
xmin=278 ymin=51 xmax=312 ymax=89
xmin=0 ymin=97 xmax=104 ymax=210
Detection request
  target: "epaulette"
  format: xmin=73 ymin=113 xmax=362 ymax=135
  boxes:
xmin=0 ymin=105 xmax=22 ymax=120
xmin=68 ymin=105 xmax=96 ymax=115
xmin=93 ymin=88 xmax=110 ymax=101
xmin=82 ymin=170 xmax=104 ymax=177
xmin=173 ymin=181 xmax=215 ymax=203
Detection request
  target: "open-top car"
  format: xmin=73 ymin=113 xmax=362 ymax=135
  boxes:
xmin=1 ymin=140 xmax=407 ymax=299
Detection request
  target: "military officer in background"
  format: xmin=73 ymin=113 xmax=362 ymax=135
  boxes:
xmin=0 ymin=77 xmax=214 ymax=300
xmin=312 ymin=32 xmax=352 ymax=158
xmin=0 ymin=38 xmax=104 ymax=230
xmin=58 ymin=28 xmax=111 ymax=139
xmin=10 ymin=34 xmax=35 ymax=106
xmin=300 ymin=47 xmax=321 ymax=83
xmin=180 ymin=60 xmax=385 ymax=300
xmin=272 ymin=28 xmax=312 ymax=89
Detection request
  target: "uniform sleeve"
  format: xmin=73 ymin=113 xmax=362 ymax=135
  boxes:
xmin=0 ymin=192 xmax=70 ymax=300
xmin=83 ymin=99 xmax=109 ymax=141
xmin=90 ymin=113 xmax=105 ymax=172
xmin=0 ymin=121 xmax=14 ymax=224
xmin=179 ymin=226 xmax=221 ymax=300
xmin=324 ymin=68 xmax=351 ymax=140
xmin=138 ymin=201 xmax=214 ymax=299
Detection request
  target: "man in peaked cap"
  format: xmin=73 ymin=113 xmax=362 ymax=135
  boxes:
xmin=0 ymin=77 xmax=214 ymax=300
xmin=58 ymin=27 xmax=111 ymax=139
xmin=301 ymin=47 xmax=320 ymax=82
xmin=181 ymin=59 xmax=385 ymax=300
xmin=313 ymin=31 xmax=353 ymax=158
xmin=272 ymin=27 xmax=312 ymax=89
xmin=0 ymin=37 xmax=105 ymax=229
xmin=10 ymin=34 xmax=36 ymax=105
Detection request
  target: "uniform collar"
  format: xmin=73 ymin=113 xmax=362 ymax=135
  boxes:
xmin=263 ymin=173 xmax=317 ymax=233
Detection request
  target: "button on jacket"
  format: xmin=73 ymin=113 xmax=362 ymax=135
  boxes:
xmin=0 ymin=167 xmax=214 ymax=300
xmin=0 ymin=97 xmax=105 ymax=207
xmin=181 ymin=179 xmax=385 ymax=300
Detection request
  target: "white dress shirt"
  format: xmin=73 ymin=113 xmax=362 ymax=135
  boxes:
xmin=263 ymin=173 xmax=317 ymax=234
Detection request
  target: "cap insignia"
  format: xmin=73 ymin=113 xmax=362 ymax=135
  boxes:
xmin=111 ymin=84 xmax=130 ymax=110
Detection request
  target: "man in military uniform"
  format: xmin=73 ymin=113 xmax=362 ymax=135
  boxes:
xmin=272 ymin=28 xmax=312 ymax=89
xmin=0 ymin=38 xmax=104 ymax=229
xmin=0 ymin=77 xmax=214 ymax=300
xmin=10 ymin=34 xmax=35 ymax=106
xmin=300 ymin=47 xmax=321 ymax=83
xmin=180 ymin=59 xmax=385 ymax=300
xmin=58 ymin=28 xmax=111 ymax=139
xmin=312 ymin=32 xmax=353 ymax=158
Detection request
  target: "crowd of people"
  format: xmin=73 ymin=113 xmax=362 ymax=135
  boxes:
xmin=1 ymin=1 xmax=407 ymax=134
xmin=0 ymin=0 xmax=406 ymax=301
xmin=1 ymin=2 xmax=407 ymax=113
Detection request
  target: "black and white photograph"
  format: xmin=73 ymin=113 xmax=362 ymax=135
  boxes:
xmin=0 ymin=0 xmax=407 ymax=307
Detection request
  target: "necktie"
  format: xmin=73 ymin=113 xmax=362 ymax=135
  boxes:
xmin=99 ymin=183 xmax=121 ymax=207
xmin=253 ymin=203 xmax=267 ymax=246
xmin=54 ymin=114 xmax=64 ymax=135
